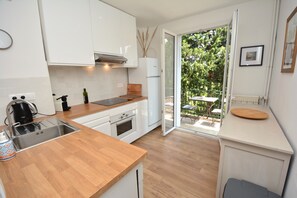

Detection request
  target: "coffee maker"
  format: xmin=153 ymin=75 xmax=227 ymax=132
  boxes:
xmin=11 ymin=96 xmax=38 ymax=124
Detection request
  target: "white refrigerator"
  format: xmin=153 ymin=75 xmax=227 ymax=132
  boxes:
xmin=128 ymin=58 xmax=161 ymax=128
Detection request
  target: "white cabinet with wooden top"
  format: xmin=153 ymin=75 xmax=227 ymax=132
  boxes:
xmin=38 ymin=0 xmax=94 ymax=66
xmin=100 ymin=163 xmax=143 ymax=198
xmin=72 ymin=110 xmax=111 ymax=136
xmin=216 ymin=105 xmax=293 ymax=198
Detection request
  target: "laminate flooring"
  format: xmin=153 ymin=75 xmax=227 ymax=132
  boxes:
xmin=132 ymin=128 xmax=220 ymax=198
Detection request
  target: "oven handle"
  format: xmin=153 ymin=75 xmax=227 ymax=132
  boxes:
xmin=111 ymin=116 xmax=135 ymax=125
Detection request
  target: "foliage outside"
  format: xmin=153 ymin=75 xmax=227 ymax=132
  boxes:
xmin=181 ymin=27 xmax=227 ymax=116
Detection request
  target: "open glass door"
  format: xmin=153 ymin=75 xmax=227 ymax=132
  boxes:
xmin=162 ymin=30 xmax=177 ymax=136
xmin=220 ymin=10 xmax=239 ymax=123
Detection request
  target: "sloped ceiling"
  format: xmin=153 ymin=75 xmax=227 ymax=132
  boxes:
xmin=102 ymin=0 xmax=254 ymax=27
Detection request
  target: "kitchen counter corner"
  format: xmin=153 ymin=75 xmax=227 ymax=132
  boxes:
xmin=0 ymin=98 xmax=148 ymax=197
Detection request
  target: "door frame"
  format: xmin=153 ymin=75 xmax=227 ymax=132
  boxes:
xmin=162 ymin=11 xmax=238 ymax=134
xmin=161 ymin=29 xmax=178 ymax=136
xmin=177 ymin=24 xmax=231 ymax=129
xmin=176 ymin=35 xmax=182 ymax=127
xmin=225 ymin=10 xmax=239 ymax=114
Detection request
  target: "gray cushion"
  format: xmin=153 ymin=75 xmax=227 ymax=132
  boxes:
xmin=268 ymin=191 xmax=283 ymax=198
xmin=224 ymin=178 xmax=282 ymax=198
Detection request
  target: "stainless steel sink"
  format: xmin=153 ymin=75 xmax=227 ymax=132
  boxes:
xmin=12 ymin=118 xmax=79 ymax=151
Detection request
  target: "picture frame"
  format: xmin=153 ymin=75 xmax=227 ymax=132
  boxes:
xmin=239 ymin=45 xmax=264 ymax=67
xmin=281 ymin=7 xmax=297 ymax=73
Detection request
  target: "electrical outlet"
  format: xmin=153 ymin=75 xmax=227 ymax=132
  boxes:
xmin=9 ymin=92 xmax=36 ymax=101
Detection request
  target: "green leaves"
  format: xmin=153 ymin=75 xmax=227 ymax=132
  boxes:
xmin=181 ymin=27 xmax=227 ymax=112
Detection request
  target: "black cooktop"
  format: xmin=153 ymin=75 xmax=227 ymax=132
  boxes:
xmin=92 ymin=97 xmax=128 ymax=106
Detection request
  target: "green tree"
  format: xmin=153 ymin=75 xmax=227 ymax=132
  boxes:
xmin=181 ymin=27 xmax=227 ymax=115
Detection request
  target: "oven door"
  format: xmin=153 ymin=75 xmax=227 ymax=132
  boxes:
xmin=111 ymin=116 xmax=136 ymax=139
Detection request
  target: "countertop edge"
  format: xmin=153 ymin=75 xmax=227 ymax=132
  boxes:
xmin=218 ymin=135 xmax=294 ymax=155
xmin=218 ymin=105 xmax=294 ymax=155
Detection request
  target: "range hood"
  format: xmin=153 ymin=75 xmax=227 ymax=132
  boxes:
xmin=94 ymin=53 xmax=127 ymax=64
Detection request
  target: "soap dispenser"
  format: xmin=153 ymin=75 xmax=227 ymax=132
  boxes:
xmin=56 ymin=95 xmax=71 ymax=111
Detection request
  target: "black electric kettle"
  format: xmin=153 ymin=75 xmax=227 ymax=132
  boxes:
xmin=11 ymin=96 xmax=38 ymax=124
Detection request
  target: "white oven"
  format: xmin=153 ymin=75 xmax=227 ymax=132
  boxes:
xmin=110 ymin=110 xmax=136 ymax=139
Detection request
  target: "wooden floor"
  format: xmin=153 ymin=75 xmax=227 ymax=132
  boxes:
xmin=132 ymin=127 xmax=220 ymax=198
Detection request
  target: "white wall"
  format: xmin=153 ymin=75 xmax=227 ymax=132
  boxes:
xmin=147 ymin=0 xmax=277 ymax=97
xmin=269 ymin=0 xmax=297 ymax=197
xmin=0 ymin=0 xmax=55 ymax=124
xmin=136 ymin=27 xmax=160 ymax=59
xmin=49 ymin=66 xmax=128 ymax=106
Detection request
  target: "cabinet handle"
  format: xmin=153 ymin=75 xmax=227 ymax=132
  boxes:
xmin=136 ymin=169 xmax=140 ymax=198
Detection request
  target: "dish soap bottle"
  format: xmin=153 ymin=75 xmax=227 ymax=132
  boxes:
xmin=83 ymin=88 xmax=89 ymax=104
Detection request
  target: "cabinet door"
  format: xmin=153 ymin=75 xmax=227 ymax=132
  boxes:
xmin=120 ymin=12 xmax=138 ymax=68
xmin=72 ymin=110 xmax=109 ymax=124
xmin=90 ymin=0 xmax=138 ymax=67
xmin=83 ymin=116 xmax=109 ymax=128
xmin=90 ymin=0 xmax=122 ymax=55
xmin=137 ymin=100 xmax=148 ymax=135
xmin=93 ymin=122 xmax=111 ymax=136
xmin=101 ymin=164 xmax=143 ymax=198
xmin=0 ymin=0 xmax=49 ymax=79
xmin=39 ymin=0 xmax=94 ymax=66
xmin=148 ymin=77 xmax=161 ymax=126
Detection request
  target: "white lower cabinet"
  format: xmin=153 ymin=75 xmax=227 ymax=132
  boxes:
xmin=100 ymin=163 xmax=143 ymax=198
xmin=216 ymin=107 xmax=293 ymax=198
xmin=137 ymin=100 xmax=149 ymax=136
xmin=72 ymin=100 xmax=152 ymax=142
xmin=72 ymin=111 xmax=111 ymax=136
xmin=137 ymin=99 xmax=160 ymax=134
xmin=92 ymin=122 xmax=111 ymax=136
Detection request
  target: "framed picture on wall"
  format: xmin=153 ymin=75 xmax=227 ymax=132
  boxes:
xmin=239 ymin=45 xmax=264 ymax=67
xmin=281 ymin=7 xmax=297 ymax=73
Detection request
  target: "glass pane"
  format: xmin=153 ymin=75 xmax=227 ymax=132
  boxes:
xmin=221 ymin=23 xmax=232 ymax=122
xmin=164 ymin=33 xmax=175 ymax=132
xmin=116 ymin=120 xmax=132 ymax=136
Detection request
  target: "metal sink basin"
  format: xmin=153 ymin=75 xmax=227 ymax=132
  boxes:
xmin=12 ymin=118 xmax=79 ymax=151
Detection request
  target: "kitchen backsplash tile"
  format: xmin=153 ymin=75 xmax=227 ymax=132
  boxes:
xmin=0 ymin=77 xmax=55 ymax=125
xmin=48 ymin=66 xmax=128 ymax=106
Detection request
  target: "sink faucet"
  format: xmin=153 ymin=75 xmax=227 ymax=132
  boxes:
xmin=6 ymin=99 xmax=37 ymax=138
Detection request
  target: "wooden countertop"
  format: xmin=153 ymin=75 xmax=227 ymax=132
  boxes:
xmin=0 ymin=98 xmax=148 ymax=197
xmin=60 ymin=96 xmax=147 ymax=119
xmin=218 ymin=105 xmax=293 ymax=154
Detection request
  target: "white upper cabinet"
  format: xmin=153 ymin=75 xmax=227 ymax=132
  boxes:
xmin=0 ymin=0 xmax=49 ymax=79
xmin=90 ymin=0 xmax=138 ymax=67
xmin=39 ymin=0 xmax=95 ymax=66
xmin=120 ymin=12 xmax=138 ymax=68
xmin=90 ymin=0 xmax=122 ymax=55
